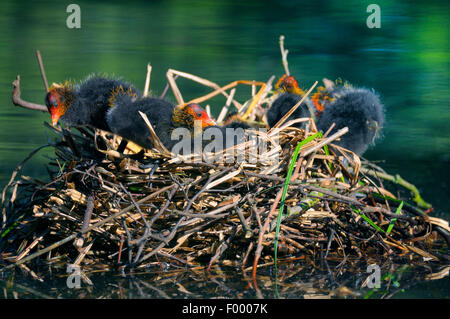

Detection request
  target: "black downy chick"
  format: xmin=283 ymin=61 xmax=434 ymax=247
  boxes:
xmin=106 ymin=97 xmax=216 ymax=151
xmin=265 ymin=75 xmax=314 ymax=129
xmin=316 ymin=85 xmax=385 ymax=155
xmin=45 ymin=75 xmax=141 ymax=131
xmin=203 ymin=121 xmax=251 ymax=151
xmin=266 ymin=75 xmax=385 ymax=155
xmin=45 ymin=75 xmax=218 ymax=152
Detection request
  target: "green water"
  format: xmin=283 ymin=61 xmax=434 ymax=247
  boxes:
xmin=0 ymin=0 xmax=449 ymax=298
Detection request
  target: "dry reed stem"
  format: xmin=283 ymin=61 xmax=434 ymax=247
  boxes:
xmin=138 ymin=111 xmax=172 ymax=155
xmin=279 ymin=35 xmax=290 ymax=76
xmin=167 ymin=69 xmax=242 ymax=109
xmin=35 ymin=50 xmax=49 ymax=92
xmin=180 ymin=79 xmax=267 ymax=121
xmin=268 ymin=81 xmax=318 ymax=131
xmin=217 ymin=88 xmax=236 ymax=123
xmin=11 ymin=76 xmax=48 ymax=112
xmin=302 ymin=127 xmax=348 ymax=157
xmin=143 ymin=63 xmax=152 ymax=97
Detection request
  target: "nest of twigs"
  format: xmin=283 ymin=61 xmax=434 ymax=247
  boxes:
xmin=1 ymin=112 xmax=449 ymax=278
xmin=1 ymin=38 xmax=449 ymax=279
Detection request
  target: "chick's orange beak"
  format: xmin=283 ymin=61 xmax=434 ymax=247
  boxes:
xmin=46 ymin=90 xmax=65 ymax=126
xmin=50 ymin=111 xmax=61 ymax=126
xmin=47 ymin=105 xmax=62 ymax=126
xmin=201 ymin=116 xmax=216 ymax=128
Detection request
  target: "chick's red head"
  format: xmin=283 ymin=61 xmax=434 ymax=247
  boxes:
xmin=275 ymin=75 xmax=301 ymax=95
xmin=184 ymin=103 xmax=217 ymax=128
xmin=45 ymin=85 xmax=72 ymax=125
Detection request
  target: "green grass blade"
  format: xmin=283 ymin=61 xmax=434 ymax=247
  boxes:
xmin=351 ymin=206 xmax=385 ymax=233
xmin=371 ymin=193 xmax=425 ymax=216
xmin=318 ymin=131 xmax=345 ymax=183
xmin=274 ymin=132 xmax=320 ymax=297
xmin=386 ymin=201 xmax=403 ymax=235
xmin=0 ymin=214 xmax=25 ymax=239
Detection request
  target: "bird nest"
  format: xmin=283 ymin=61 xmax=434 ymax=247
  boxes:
xmin=1 ymin=115 xmax=449 ymax=280
xmin=1 ymin=39 xmax=449 ymax=285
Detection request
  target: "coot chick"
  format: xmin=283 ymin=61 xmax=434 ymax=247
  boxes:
xmin=45 ymin=75 xmax=141 ymax=130
xmin=203 ymin=121 xmax=251 ymax=150
xmin=266 ymin=75 xmax=385 ymax=155
xmin=106 ymin=97 xmax=216 ymax=151
xmin=316 ymin=84 xmax=385 ymax=155
xmin=266 ymin=75 xmax=315 ymax=128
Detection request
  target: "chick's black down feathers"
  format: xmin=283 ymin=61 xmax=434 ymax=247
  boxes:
xmin=61 ymin=75 xmax=141 ymax=130
xmin=265 ymin=93 xmax=310 ymax=128
xmin=77 ymin=75 xmax=140 ymax=107
xmin=106 ymin=96 xmax=176 ymax=150
xmin=106 ymin=98 xmax=251 ymax=153
xmin=267 ymin=84 xmax=385 ymax=156
xmin=316 ymin=87 xmax=384 ymax=155
xmin=203 ymin=122 xmax=251 ymax=149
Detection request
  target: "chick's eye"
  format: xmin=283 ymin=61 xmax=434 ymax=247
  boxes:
xmin=197 ymin=113 xmax=202 ymax=117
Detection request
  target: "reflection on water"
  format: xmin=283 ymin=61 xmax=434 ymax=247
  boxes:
xmin=1 ymin=261 xmax=449 ymax=299
xmin=0 ymin=0 xmax=448 ymax=298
